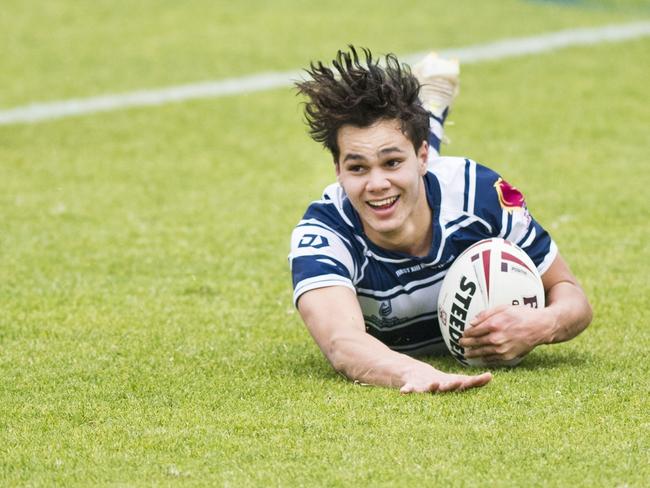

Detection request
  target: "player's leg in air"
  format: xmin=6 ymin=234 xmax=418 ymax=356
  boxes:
xmin=411 ymin=53 xmax=460 ymax=158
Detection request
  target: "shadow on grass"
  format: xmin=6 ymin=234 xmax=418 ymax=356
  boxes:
xmin=268 ymin=341 xmax=597 ymax=386
xmin=512 ymin=350 xmax=593 ymax=371
xmin=421 ymin=349 xmax=594 ymax=373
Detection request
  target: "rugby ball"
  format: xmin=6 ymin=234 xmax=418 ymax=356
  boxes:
xmin=437 ymin=238 xmax=545 ymax=367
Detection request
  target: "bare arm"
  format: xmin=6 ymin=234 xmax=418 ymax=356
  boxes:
xmin=538 ymin=253 xmax=593 ymax=344
xmin=459 ymin=253 xmax=593 ymax=362
xmin=298 ymin=285 xmax=492 ymax=393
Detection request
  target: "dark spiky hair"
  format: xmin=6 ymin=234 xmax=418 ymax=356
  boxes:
xmin=295 ymin=46 xmax=429 ymax=162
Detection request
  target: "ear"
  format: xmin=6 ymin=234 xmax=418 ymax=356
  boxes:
xmin=334 ymin=160 xmax=341 ymax=181
xmin=417 ymin=141 xmax=429 ymax=175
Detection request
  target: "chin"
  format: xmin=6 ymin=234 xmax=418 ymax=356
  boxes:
xmin=365 ymin=218 xmax=402 ymax=236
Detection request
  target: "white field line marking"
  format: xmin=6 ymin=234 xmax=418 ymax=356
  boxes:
xmin=1 ymin=21 xmax=649 ymax=126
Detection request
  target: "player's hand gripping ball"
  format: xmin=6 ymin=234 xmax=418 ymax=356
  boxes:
xmin=437 ymin=238 xmax=545 ymax=367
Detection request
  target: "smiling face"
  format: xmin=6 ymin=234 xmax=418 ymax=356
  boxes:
xmin=335 ymin=119 xmax=432 ymax=256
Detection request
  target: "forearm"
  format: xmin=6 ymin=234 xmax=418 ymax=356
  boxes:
xmin=324 ymin=329 xmax=433 ymax=388
xmin=301 ymin=299 xmax=429 ymax=388
xmin=299 ymin=286 xmax=491 ymax=393
xmin=541 ymin=281 xmax=593 ymax=345
xmin=324 ymin=329 xmax=492 ymax=393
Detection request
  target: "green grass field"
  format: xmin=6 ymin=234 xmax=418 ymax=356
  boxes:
xmin=1 ymin=1 xmax=649 ymax=486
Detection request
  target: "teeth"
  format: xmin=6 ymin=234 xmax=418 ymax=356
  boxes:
xmin=368 ymin=196 xmax=398 ymax=207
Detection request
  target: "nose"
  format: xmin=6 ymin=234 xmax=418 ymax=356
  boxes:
xmin=366 ymin=168 xmax=391 ymax=193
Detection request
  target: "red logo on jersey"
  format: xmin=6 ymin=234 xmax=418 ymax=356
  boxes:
xmin=494 ymin=178 xmax=526 ymax=212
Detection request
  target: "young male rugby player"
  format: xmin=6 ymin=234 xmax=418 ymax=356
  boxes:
xmin=289 ymin=47 xmax=592 ymax=393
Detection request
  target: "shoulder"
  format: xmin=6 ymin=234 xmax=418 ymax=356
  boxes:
xmin=293 ymin=182 xmax=356 ymax=240
xmin=430 ymin=156 xmax=557 ymax=272
xmin=430 ymin=153 xmax=500 ymax=184
xmin=428 ymin=155 xmax=474 ymax=182
xmin=428 ymin=155 xmax=500 ymax=199
xmin=289 ymin=181 xmax=361 ymax=269
xmin=427 ymin=156 xmax=502 ymax=230
xmin=428 ymin=156 xmax=542 ymax=240
xmin=289 ymin=182 xmax=360 ymax=305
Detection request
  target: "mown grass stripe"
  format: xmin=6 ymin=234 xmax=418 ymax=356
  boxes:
xmin=1 ymin=21 xmax=649 ymax=126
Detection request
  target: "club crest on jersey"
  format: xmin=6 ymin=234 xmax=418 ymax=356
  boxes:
xmin=379 ymin=300 xmax=392 ymax=317
xmin=494 ymin=177 xmax=526 ymax=213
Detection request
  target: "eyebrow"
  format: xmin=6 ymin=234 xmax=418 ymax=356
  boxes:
xmin=342 ymin=146 xmax=406 ymax=163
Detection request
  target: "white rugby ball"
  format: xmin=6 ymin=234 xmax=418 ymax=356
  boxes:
xmin=437 ymin=238 xmax=545 ymax=367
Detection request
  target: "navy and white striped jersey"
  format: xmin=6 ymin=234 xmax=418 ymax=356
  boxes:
xmin=289 ymin=157 xmax=557 ymax=356
xmin=289 ymin=110 xmax=557 ymax=356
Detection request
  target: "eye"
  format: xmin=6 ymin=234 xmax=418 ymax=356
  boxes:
xmin=348 ymin=165 xmax=366 ymax=173
xmin=385 ymin=159 xmax=402 ymax=168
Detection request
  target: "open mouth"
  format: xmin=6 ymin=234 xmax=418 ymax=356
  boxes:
xmin=367 ymin=195 xmax=399 ymax=211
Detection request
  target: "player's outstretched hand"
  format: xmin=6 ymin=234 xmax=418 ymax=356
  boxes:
xmin=399 ymin=364 xmax=492 ymax=394
xmin=460 ymin=304 xmax=553 ymax=363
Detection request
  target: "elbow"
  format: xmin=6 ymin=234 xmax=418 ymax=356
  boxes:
xmin=582 ymin=299 xmax=594 ymax=331
xmin=326 ymin=343 xmax=347 ymax=375
xmin=571 ymin=295 xmax=593 ymax=339
xmin=571 ymin=284 xmax=594 ymax=334
xmin=324 ymin=335 xmax=353 ymax=377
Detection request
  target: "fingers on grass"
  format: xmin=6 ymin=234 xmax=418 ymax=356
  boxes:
xmin=439 ymin=373 xmax=491 ymax=392
xmin=438 ymin=379 xmax=463 ymax=392
xmin=477 ymin=372 xmax=493 ymax=385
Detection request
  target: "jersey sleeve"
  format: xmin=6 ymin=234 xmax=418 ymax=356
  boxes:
xmin=288 ymin=221 xmax=356 ymax=306
xmin=473 ymin=162 xmax=558 ymax=274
